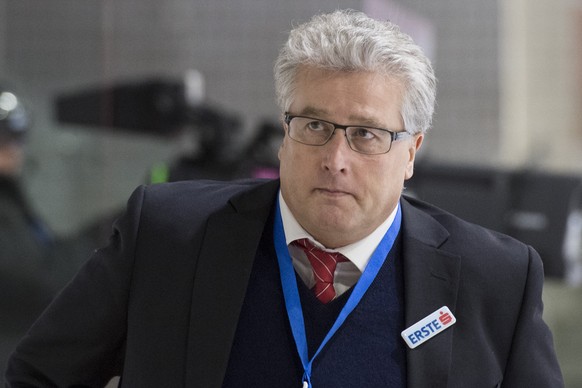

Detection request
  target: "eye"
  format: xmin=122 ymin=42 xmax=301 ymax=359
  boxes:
xmin=351 ymin=127 xmax=377 ymax=140
xmin=306 ymin=120 xmax=327 ymax=132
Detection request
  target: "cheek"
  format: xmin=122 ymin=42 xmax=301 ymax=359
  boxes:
xmin=278 ymin=138 xmax=294 ymax=169
xmin=278 ymin=140 xmax=305 ymax=183
xmin=278 ymin=136 xmax=288 ymax=161
xmin=368 ymin=159 xmax=407 ymax=194
xmin=280 ymin=139 xmax=312 ymax=169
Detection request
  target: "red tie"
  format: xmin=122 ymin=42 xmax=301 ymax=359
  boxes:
xmin=293 ymin=238 xmax=348 ymax=303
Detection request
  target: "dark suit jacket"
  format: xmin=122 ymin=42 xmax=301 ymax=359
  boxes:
xmin=5 ymin=179 xmax=563 ymax=387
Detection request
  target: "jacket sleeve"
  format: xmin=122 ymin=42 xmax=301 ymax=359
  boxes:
xmin=501 ymin=245 xmax=564 ymax=387
xmin=4 ymin=186 xmax=148 ymax=387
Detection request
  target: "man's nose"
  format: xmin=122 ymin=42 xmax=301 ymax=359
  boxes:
xmin=322 ymin=129 xmax=350 ymax=173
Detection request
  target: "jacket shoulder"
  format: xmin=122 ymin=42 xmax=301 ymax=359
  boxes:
xmin=402 ymin=194 xmax=535 ymax=266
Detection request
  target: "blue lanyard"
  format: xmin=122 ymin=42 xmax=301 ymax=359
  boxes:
xmin=274 ymin=199 xmax=402 ymax=387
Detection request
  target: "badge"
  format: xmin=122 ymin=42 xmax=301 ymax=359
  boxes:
xmin=401 ymin=306 xmax=456 ymax=349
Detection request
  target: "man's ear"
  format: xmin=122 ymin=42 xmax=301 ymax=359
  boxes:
xmin=405 ymin=134 xmax=424 ymax=180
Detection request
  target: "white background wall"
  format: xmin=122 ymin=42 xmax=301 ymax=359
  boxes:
xmin=500 ymin=0 xmax=582 ymax=173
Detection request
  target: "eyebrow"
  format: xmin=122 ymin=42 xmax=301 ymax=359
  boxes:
xmin=299 ymin=106 xmax=328 ymax=118
xmin=298 ymin=106 xmax=387 ymax=128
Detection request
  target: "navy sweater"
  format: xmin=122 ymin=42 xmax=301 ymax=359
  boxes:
xmin=223 ymin=217 xmax=406 ymax=387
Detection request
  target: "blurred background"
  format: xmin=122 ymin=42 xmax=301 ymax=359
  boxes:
xmin=1 ymin=0 xmax=582 ymax=385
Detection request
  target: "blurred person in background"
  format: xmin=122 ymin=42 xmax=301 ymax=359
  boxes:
xmin=0 ymin=84 xmax=91 ymax=381
xmin=5 ymin=10 xmax=563 ymax=387
xmin=0 ymin=84 xmax=58 ymax=380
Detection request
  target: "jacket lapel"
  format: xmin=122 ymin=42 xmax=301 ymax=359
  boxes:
xmin=401 ymin=198 xmax=461 ymax=388
xmin=185 ymin=180 xmax=279 ymax=387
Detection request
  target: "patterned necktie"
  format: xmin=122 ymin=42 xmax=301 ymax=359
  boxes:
xmin=293 ymin=238 xmax=348 ymax=303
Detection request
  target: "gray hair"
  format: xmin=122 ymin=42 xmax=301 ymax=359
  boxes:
xmin=274 ymin=9 xmax=436 ymax=134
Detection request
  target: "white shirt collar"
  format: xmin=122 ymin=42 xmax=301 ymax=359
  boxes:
xmin=278 ymin=191 xmax=399 ymax=273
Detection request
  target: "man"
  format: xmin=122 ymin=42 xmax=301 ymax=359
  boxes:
xmin=5 ymin=9 xmax=563 ymax=387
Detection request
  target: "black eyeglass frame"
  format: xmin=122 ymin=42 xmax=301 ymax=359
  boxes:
xmin=283 ymin=113 xmax=410 ymax=155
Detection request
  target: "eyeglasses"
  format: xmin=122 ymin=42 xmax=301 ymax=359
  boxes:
xmin=284 ymin=113 xmax=410 ymax=155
